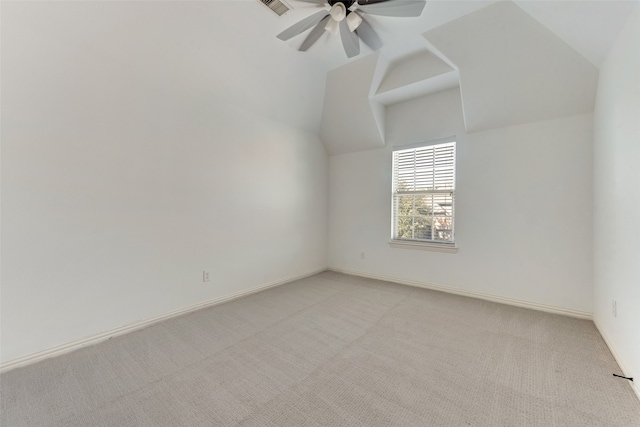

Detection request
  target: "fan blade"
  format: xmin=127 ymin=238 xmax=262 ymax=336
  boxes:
xmin=355 ymin=17 xmax=382 ymax=51
xmin=299 ymin=16 xmax=330 ymax=51
xmin=357 ymin=0 xmax=394 ymax=4
xmin=340 ymin=19 xmax=360 ymax=58
xmin=277 ymin=10 xmax=330 ymax=41
xmin=357 ymin=0 xmax=425 ymax=17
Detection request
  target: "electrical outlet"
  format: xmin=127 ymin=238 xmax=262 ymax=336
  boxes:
xmin=612 ymin=300 xmax=617 ymax=318
xmin=203 ymin=271 xmax=211 ymax=282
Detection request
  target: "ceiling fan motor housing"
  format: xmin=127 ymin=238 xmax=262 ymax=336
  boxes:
xmin=328 ymin=0 xmax=356 ymax=8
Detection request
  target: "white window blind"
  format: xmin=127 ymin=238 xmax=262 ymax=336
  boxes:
xmin=392 ymin=140 xmax=456 ymax=243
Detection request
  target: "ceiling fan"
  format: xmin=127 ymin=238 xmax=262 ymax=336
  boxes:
xmin=277 ymin=0 xmax=426 ymax=58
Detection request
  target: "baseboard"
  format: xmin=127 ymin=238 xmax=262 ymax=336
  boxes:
xmin=328 ymin=267 xmax=593 ymax=320
xmin=0 ymin=268 xmax=326 ymax=373
xmin=593 ymin=318 xmax=640 ymax=402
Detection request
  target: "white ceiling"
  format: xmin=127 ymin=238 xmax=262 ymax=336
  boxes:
xmin=276 ymin=0 xmax=637 ymax=67
xmin=266 ymin=0 xmax=636 ymax=132
xmin=514 ymin=0 xmax=638 ymax=68
xmin=317 ymin=0 xmax=611 ymax=154
xmin=5 ymin=1 xmax=637 ymax=136
xmin=423 ymin=0 xmax=599 ymax=132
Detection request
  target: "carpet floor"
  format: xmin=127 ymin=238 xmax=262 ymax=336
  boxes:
xmin=2 ymin=271 xmax=639 ymax=426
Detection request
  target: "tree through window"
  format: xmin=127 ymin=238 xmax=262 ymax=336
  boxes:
xmin=392 ymin=139 xmax=456 ymax=244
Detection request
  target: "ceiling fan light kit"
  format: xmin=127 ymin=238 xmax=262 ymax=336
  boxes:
xmin=329 ymin=2 xmax=347 ymax=21
xmin=346 ymin=12 xmax=362 ymax=32
xmin=276 ymin=0 xmax=426 ymax=58
xmin=325 ymin=17 xmax=340 ymax=35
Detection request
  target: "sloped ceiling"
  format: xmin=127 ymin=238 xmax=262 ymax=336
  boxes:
xmin=1 ymin=1 xmax=347 ymax=135
xmin=318 ymin=0 xmax=634 ymax=153
xmin=319 ymin=48 xmax=462 ymax=155
xmin=515 ymin=0 xmax=639 ymax=68
xmin=423 ymin=0 xmax=599 ymax=132
xmin=5 ymin=1 xmax=635 ymax=146
xmin=374 ymin=50 xmax=458 ymax=106
xmin=320 ymin=53 xmax=385 ymax=155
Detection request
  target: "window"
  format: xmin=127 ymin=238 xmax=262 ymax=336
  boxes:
xmin=391 ymin=139 xmax=456 ymax=246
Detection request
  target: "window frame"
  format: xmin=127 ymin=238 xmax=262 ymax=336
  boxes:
xmin=390 ymin=137 xmax=457 ymax=252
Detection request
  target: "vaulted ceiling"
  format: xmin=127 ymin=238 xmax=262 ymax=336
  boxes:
xmin=4 ymin=0 xmax=636 ymax=149
xmin=310 ymin=0 xmax=636 ymax=154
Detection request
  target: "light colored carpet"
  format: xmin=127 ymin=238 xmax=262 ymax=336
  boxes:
xmin=1 ymin=271 xmax=639 ymax=426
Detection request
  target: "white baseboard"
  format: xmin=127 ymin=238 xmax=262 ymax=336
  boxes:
xmin=328 ymin=267 xmax=593 ymax=320
xmin=332 ymin=267 xmax=639 ymax=402
xmin=593 ymin=319 xmax=639 ymax=402
xmin=0 ymin=268 xmax=326 ymax=373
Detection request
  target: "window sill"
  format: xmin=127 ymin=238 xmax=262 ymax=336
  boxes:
xmin=388 ymin=240 xmax=458 ymax=254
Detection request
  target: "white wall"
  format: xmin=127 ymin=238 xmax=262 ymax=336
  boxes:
xmin=328 ymin=88 xmax=593 ymax=314
xmin=593 ymin=7 xmax=640 ymax=392
xmin=1 ymin=3 xmax=328 ymax=363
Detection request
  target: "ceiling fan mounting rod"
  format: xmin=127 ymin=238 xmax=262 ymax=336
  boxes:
xmin=328 ymin=0 xmax=355 ymax=9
